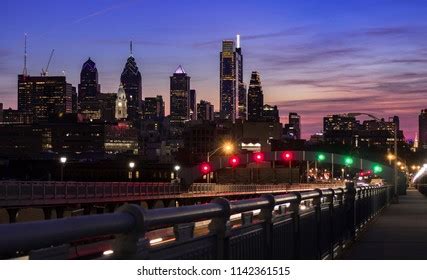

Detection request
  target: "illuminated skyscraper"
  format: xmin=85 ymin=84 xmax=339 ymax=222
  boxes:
xmin=78 ymin=58 xmax=100 ymax=100
xmin=120 ymin=42 xmax=142 ymax=123
xmin=170 ymin=65 xmax=190 ymax=123
xmin=236 ymin=35 xmax=247 ymax=120
xmin=247 ymin=71 xmax=264 ymax=121
xmin=17 ymin=76 xmax=73 ymax=121
xmin=144 ymin=95 xmax=165 ymax=121
xmin=220 ymin=35 xmax=242 ymax=122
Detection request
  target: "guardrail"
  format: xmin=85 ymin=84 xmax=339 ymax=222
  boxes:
xmin=0 ymin=182 xmax=391 ymax=259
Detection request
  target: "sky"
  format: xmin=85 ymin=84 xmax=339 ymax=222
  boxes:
xmin=2 ymin=0 xmax=427 ymax=139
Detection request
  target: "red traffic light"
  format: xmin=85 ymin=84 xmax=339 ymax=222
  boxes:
xmin=253 ymin=152 xmax=264 ymax=163
xmin=281 ymin=151 xmax=293 ymax=161
xmin=229 ymin=155 xmax=240 ymax=167
xmin=200 ymin=162 xmax=211 ymax=174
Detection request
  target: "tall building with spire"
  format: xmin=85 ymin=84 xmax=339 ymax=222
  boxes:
xmin=170 ymin=65 xmax=190 ymax=123
xmin=120 ymin=41 xmax=142 ymax=124
xmin=220 ymin=35 xmax=242 ymax=122
xmin=247 ymin=71 xmax=264 ymax=121
xmin=115 ymin=84 xmax=128 ymax=120
xmin=78 ymin=58 xmax=100 ymax=100
xmin=236 ymin=35 xmax=247 ymax=120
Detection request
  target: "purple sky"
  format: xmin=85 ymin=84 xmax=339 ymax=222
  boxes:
xmin=2 ymin=0 xmax=427 ymax=139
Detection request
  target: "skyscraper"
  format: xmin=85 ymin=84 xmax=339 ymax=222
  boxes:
xmin=18 ymin=75 xmax=73 ymax=121
xmin=419 ymin=109 xmax=427 ymax=149
xmin=189 ymin=89 xmax=197 ymax=120
xmin=197 ymin=100 xmax=214 ymax=121
xmin=78 ymin=58 xmax=100 ymax=101
xmin=236 ymin=35 xmax=247 ymax=120
xmin=170 ymin=65 xmax=190 ymax=123
xmin=262 ymin=104 xmax=280 ymax=123
xmin=284 ymin=112 xmax=301 ymax=139
xmin=247 ymin=71 xmax=264 ymax=121
xmin=144 ymin=95 xmax=165 ymax=121
xmin=120 ymin=42 xmax=142 ymax=123
xmin=220 ymin=35 xmax=242 ymax=122
xmin=115 ymin=84 xmax=128 ymax=120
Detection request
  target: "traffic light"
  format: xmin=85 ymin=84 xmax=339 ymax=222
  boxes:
xmin=373 ymin=165 xmax=383 ymax=174
xmin=229 ymin=155 xmax=240 ymax=167
xmin=344 ymin=156 xmax=354 ymax=166
xmin=200 ymin=162 xmax=211 ymax=175
xmin=253 ymin=152 xmax=264 ymax=163
xmin=317 ymin=153 xmax=326 ymax=161
xmin=281 ymin=151 xmax=293 ymax=161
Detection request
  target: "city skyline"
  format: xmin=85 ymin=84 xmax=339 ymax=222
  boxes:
xmin=2 ymin=0 xmax=427 ymax=138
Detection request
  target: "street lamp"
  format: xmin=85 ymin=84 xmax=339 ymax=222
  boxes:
xmin=206 ymin=141 xmax=235 ymax=183
xmin=128 ymin=161 xmax=135 ymax=181
xmin=174 ymin=165 xmax=181 ymax=182
xmin=59 ymin=156 xmax=67 ymax=181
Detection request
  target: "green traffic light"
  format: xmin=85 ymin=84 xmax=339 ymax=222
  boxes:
xmin=317 ymin=153 xmax=326 ymax=161
xmin=373 ymin=165 xmax=383 ymax=173
xmin=344 ymin=157 xmax=353 ymax=166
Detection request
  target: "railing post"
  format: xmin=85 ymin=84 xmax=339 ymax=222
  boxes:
xmin=208 ymin=197 xmax=231 ymax=259
xmin=112 ymin=204 xmax=147 ymax=259
xmin=290 ymin=192 xmax=301 ymax=259
xmin=260 ymin=194 xmax=275 ymax=260
xmin=344 ymin=181 xmax=356 ymax=242
xmin=313 ymin=189 xmax=322 ymax=259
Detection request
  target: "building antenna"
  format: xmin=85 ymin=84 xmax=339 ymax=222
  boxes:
xmin=236 ymin=34 xmax=240 ymax=48
xmin=23 ymin=33 xmax=28 ymax=76
xmin=130 ymin=40 xmax=133 ymax=56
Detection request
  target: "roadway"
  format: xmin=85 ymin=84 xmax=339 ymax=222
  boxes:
xmin=342 ymin=188 xmax=427 ymax=259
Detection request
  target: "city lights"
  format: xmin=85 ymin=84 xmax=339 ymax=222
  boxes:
xmin=128 ymin=161 xmax=135 ymax=169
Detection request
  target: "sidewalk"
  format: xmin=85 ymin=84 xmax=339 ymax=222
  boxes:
xmin=343 ymin=189 xmax=427 ymax=259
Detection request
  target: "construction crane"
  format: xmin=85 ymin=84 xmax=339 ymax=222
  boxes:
xmin=41 ymin=49 xmax=55 ymax=76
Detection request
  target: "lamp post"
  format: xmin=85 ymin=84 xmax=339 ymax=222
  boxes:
xmin=174 ymin=165 xmax=181 ymax=182
xmin=128 ymin=161 xmax=135 ymax=181
xmin=59 ymin=156 xmax=67 ymax=181
xmin=206 ymin=142 xmax=234 ymax=183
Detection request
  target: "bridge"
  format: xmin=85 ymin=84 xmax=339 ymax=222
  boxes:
xmin=0 ymin=182 xmax=390 ymax=259
xmin=0 ymin=150 xmax=411 ymax=259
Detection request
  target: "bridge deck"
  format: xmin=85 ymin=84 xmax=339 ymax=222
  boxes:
xmin=343 ymin=189 xmax=427 ymax=259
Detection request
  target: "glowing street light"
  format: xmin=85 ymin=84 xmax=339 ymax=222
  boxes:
xmin=59 ymin=156 xmax=67 ymax=181
xmin=174 ymin=165 xmax=181 ymax=171
xmin=129 ymin=161 xmax=135 ymax=169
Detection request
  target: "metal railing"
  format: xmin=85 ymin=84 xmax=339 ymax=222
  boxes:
xmin=0 ymin=181 xmax=344 ymax=207
xmin=0 ymin=182 xmax=391 ymax=259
